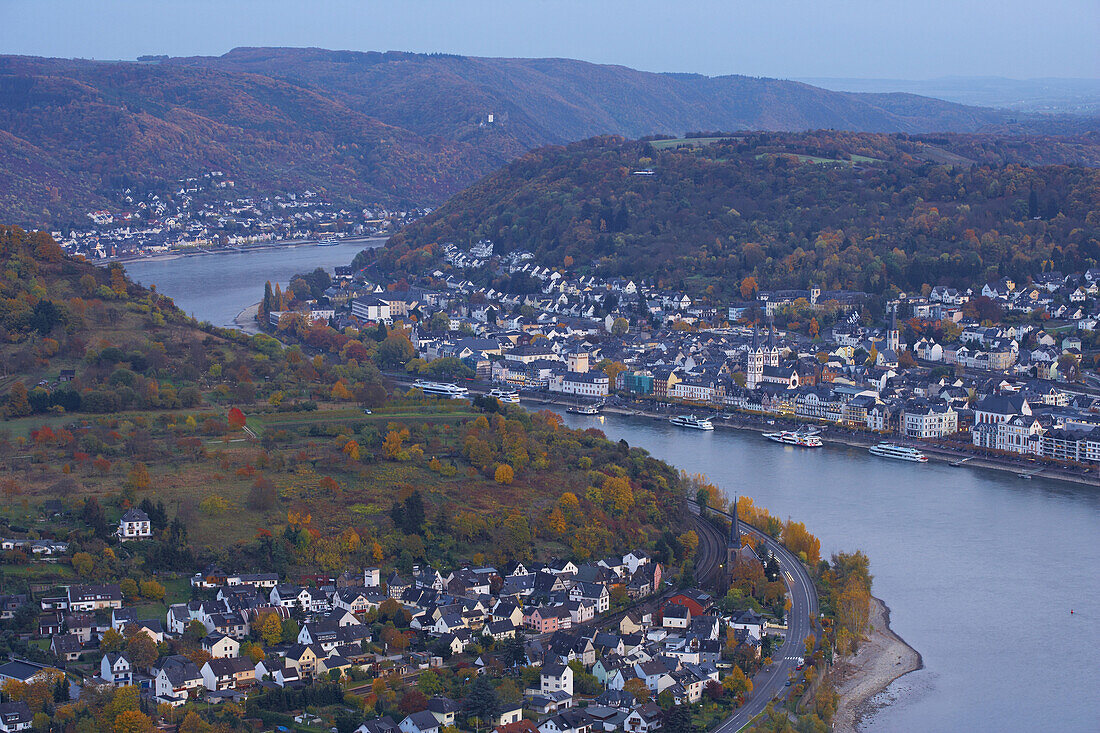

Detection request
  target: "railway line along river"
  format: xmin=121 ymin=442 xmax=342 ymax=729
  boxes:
xmin=555 ymin=410 xmax=1099 ymax=732
xmin=122 ymin=246 xmax=1098 ymax=732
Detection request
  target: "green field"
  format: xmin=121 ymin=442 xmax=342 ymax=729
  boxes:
xmin=649 ymin=136 xmax=741 ymax=150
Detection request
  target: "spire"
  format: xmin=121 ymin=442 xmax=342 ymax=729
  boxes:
xmin=730 ymin=496 xmax=740 ymax=548
xmin=767 ymin=319 xmax=776 ymax=349
xmin=890 ymin=303 xmax=897 ymax=332
xmin=751 ymin=322 xmax=759 ymax=350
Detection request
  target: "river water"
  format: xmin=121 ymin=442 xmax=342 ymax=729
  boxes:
xmin=121 ymin=247 xmax=1098 ymax=731
xmin=120 ymin=239 xmax=383 ymax=328
xmin=555 ymin=411 xmax=1099 ymax=733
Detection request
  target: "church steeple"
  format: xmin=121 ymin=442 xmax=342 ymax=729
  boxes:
xmin=729 ymin=496 xmax=740 ymax=549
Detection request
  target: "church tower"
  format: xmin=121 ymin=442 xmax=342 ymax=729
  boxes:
xmin=726 ymin=496 xmax=741 ymax=570
xmin=765 ymin=321 xmax=780 ymax=367
xmin=746 ymin=325 xmax=764 ymax=389
xmin=887 ymin=304 xmax=900 ymax=353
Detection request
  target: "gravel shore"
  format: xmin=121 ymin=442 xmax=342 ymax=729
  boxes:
xmin=831 ymin=596 xmax=922 ymax=733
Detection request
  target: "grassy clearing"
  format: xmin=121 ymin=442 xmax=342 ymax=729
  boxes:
xmin=650 ymin=136 xmax=740 ymax=150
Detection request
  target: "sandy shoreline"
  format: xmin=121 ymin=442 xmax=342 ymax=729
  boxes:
xmin=830 ymin=596 xmax=922 ymax=733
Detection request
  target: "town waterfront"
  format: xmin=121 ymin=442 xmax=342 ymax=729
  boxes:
xmin=120 ymin=239 xmax=384 ymax=329
xmin=556 ymin=410 xmax=1099 ymax=733
xmin=121 ymin=249 xmax=1099 ymax=732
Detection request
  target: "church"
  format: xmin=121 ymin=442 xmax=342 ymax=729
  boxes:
xmin=726 ymin=497 xmax=761 ymax=572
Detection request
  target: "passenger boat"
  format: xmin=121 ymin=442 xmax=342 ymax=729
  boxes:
xmin=412 ymin=379 xmax=469 ymax=399
xmin=669 ymin=414 xmax=714 ymax=430
xmin=567 ymin=404 xmax=600 ymax=415
xmin=762 ymin=430 xmax=823 ymax=447
xmin=868 ymin=442 xmax=928 ymax=462
xmin=488 ymin=388 xmax=521 ymax=404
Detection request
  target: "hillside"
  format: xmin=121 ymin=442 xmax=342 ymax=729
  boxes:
xmin=2 ymin=48 xmax=1094 ymax=227
xmin=369 ymin=131 xmax=1100 ymax=297
xmin=0 ymin=226 xmax=687 ymax=573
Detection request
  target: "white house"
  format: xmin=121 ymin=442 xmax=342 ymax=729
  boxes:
xmin=117 ymin=508 xmax=152 ymax=541
xmin=540 ymin=661 xmax=574 ymax=696
xmin=99 ymin=652 xmax=133 ymax=685
xmin=202 ymin=633 xmax=240 ymax=659
xmin=399 ymin=712 xmax=441 ymax=733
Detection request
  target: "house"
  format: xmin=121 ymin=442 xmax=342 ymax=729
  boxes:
xmin=538 ymin=710 xmax=592 ymax=733
xmin=426 ymin=696 xmax=462 ymax=727
xmin=283 ymin=643 xmax=324 ymax=677
xmin=202 ymin=633 xmax=240 ymax=659
xmin=662 ymin=589 xmax=712 ymax=617
xmin=495 ymin=720 xmax=539 ymax=733
xmin=100 ymin=652 xmax=133 ymax=685
xmin=117 ymin=507 xmax=152 ymax=541
xmin=624 ymin=703 xmax=663 ymax=733
xmin=357 ymin=716 xmax=401 ymax=733
xmin=494 ymin=705 xmax=525 ymax=728
xmin=540 ymin=661 xmax=574 ymax=696
xmin=0 ymin=702 xmax=32 ymax=732
xmin=661 ymin=604 xmax=690 ymax=629
xmin=154 ymin=656 xmax=203 ymax=704
xmin=50 ymin=634 xmax=82 ymax=662
xmin=67 ymin=584 xmax=122 ymax=611
xmin=400 ymin=711 xmax=441 ymax=733
xmin=200 ymin=657 xmax=255 ymax=691
xmin=254 ymin=657 xmax=301 ymax=687
xmin=316 ymin=655 xmax=352 ymax=679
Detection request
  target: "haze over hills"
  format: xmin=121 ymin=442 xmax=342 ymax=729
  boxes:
xmin=797 ymin=76 xmax=1100 ymax=115
xmin=0 ymin=47 xmax=1096 ymax=226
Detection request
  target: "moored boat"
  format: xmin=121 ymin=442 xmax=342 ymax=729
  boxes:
xmin=670 ymin=414 xmax=714 ymax=430
xmin=567 ymin=404 xmax=600 ymax=415
xmin=487 ymin=388 xmax=520 ymax=403
xmin=762 ymin=430 xmax=823 ymax=447
xmin=868 ymin=442 xmax=928 ymax=462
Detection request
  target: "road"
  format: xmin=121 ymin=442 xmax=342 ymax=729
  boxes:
xmin=689 ymin=501 xmax=820 ymax=732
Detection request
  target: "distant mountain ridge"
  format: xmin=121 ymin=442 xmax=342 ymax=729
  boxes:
xmin=0 ymin=47 xmax=1095 ymax=226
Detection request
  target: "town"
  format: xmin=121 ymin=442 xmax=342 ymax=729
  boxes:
xmin=264 ymin=239 xmax=1100 ymax=472
xmin=0 ymin=501 xmax=784 ymax=733
xmin=51 ymin=173 xmax=425 ymax=260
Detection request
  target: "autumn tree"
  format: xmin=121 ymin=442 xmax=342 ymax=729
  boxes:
xmin=126 ymin=462 xmax=151 ymax=491
xmin=126 ymin=632 xmax=158 ymax=669
xmin=227 ymin=407 xmax=247 ymax=429
xmin=740 ymin=276 xmax=758 ymax=300
xmin=248 ymin=475 xmax=278 ymax=510
xmin=7 ymin=382 xmax=32 ymax=417
xmin=623 ymin=678 xmax=650 ymax=703
xmin=494 ymin=464 xmax=514 ymax=485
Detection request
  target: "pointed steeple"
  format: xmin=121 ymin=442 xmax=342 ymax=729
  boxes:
xmin=751 ymin=322 xmax=759 ymax=350
xmin=767 ymin=319 xmax=776 ymax=349
xmin=729 ymin=496 xmax=741 ymax=549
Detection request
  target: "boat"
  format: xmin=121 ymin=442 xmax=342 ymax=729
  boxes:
xmin=669 ymin=414 xmax=714 ymax=430
xmin=316 ymin=236 xmax=339 ymax=246
xmin=412 ymin=379 xmax=469 ymax=399
xmin=487 ymin=388 xmax=521 ymax=404
xmin=567 ymin=404 xmax=600 ymax=415
xmin=868 ymin=442 xmax=928 ymax=462
xmin=762 ymin=430 xmax=823 ymax=447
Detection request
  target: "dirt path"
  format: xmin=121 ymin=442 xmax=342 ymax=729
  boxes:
xmin=831 ymin=596 xmax=922 ymax=732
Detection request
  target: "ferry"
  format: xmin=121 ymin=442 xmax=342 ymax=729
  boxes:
xmin=763 ymin=430 xmax=823 ymax=447
xmin=412 ymin=379 xmax=469 ymax=399
xmin=669 ymin=414 xmax=714 ymax=430
xmin=316 ymin=236 xmax=339 ymax=246
xmin=488 ymin=388 xmax=521 ymax=404
xmin=567 ymin=404 xmax=601 ymax=415
xmin=868 ymin=442 xmax=928 ymax=462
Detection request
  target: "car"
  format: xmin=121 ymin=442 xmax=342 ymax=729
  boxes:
xmin=362 ymin=408 xmax=372 ymax=414
xmin=784 ymin=680 xmax=792 ymax=687
xmin=796 ymin=664 xmax=804 ymax=670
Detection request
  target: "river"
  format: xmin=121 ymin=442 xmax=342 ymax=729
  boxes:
xmin=120 ymin=239 xmax=384 ymax=328
xmin=555 ymin=411 xmax=1099 ymax=733
xmin=120 ymin=247 xmax=1098 ymax=731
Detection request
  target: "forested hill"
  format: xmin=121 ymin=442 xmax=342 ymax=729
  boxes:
xmin=373 ymin=132 xmax=1100 ymax=298
xmin=2 ymin=48 xmax=1095 ymax=227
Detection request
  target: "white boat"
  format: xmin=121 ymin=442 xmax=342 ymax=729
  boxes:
xmin=670 ymin=414 xmax=714 ymax=430
xmin=316 ymin=236 xmax=339 ymax=246
xmin=488 ymin=388 xmax=521 ymax=404
xmin=869 ymin=443 xmax=928 ymax=462
xmin=763 ymin=430 xmax=823 ymax=447
xmin=567 ymin=404 xmax=600 ymax=415
xmin=412 ymin=379 xmax=469 ymax=399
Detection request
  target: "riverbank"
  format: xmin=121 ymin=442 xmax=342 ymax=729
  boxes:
xmin=830 ymin=596 xmax=922 ymax=733
xmin=517 ymin=394 xmax=1096 ymax=486
xmin=233 ymin=302 xmax=262 ymax=335
xmin=101 ymin=235 xmax=387 ymax=264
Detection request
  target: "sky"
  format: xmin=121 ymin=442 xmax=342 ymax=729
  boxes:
xmin=2 ymin=0 xmax=1097 ymax=80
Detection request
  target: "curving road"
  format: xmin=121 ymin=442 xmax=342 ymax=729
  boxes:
xmin=689 ymin=501 xmax=820 ymax=732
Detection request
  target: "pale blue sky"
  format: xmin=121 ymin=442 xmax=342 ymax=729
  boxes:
xmin=2 ymin=0 xmax=1097 ymax=79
